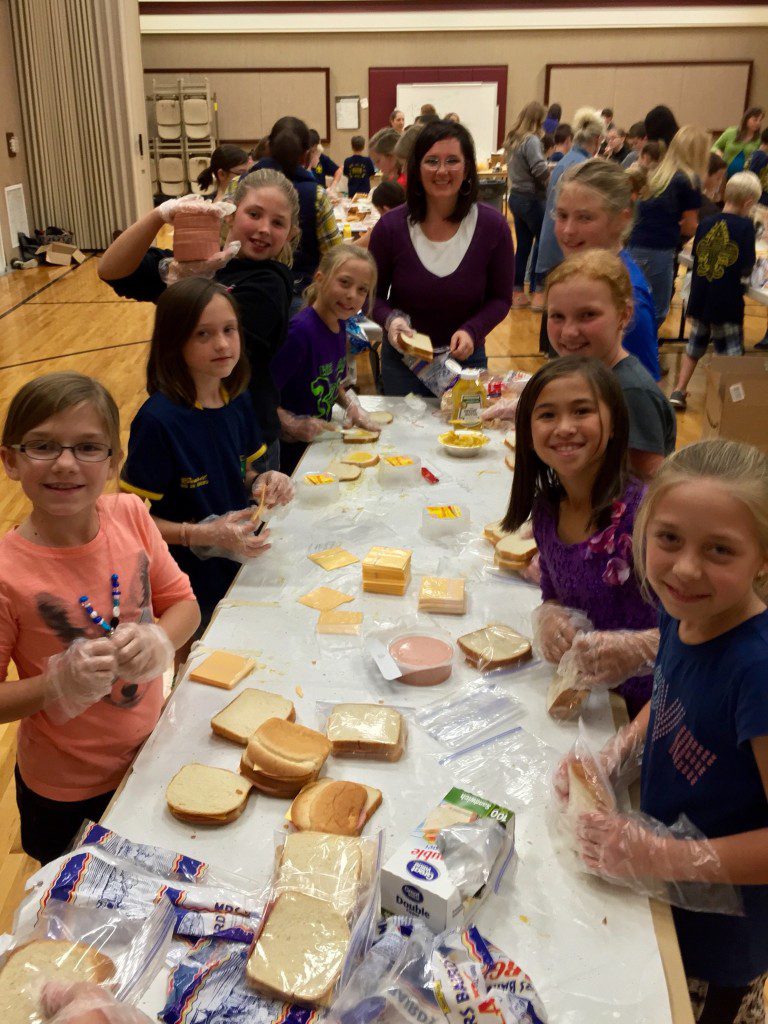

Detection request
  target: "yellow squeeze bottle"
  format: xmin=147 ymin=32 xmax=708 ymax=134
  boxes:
xmin=451 ymin=369 xmax=486 ymax=427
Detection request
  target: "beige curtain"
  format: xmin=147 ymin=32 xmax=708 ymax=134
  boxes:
xmin=9 ymin=0 xmax=148 ymax=250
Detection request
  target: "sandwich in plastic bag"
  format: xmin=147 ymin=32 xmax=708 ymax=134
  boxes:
xmin=0 ymin=898 xmax=175 ymax=1024
xmin=331 ymin=916 xmax=547 ymax=1024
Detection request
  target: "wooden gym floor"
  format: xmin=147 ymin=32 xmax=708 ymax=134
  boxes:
xmin=0 ymin=244 xmax=765 ymax=936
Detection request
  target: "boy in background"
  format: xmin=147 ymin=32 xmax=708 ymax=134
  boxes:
xmin=670 ymin=171 xmax=760 ymax=410
xmin=549 ymin=123 xmax=572 ymax=164
xmin=354 ymin=180 xmax=405 ymax=249
xmin=621 ymin=122 xmax=647 ymax=168
xmin=344 ymin=136 xmax=376 ymax=198
xmin=308 ymin=129 xmax=342 ymax=191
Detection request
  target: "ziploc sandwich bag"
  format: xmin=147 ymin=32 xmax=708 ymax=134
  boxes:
xmin=331 ymin=915 xmax=547 ymax=1024
xmin=380 ymin=788 xmax=514 ymax=933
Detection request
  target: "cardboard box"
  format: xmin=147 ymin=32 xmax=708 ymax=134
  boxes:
xmin=703 ymin=354 xmax=768 ymax=453
xmin=35 ymin=242 xmax=87 ymax=266
xmin=380 ymin=787 xmax=514 ymax=933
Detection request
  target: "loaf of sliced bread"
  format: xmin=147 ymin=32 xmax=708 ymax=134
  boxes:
xmin=289 ymin=778 xmax=382 ymax=836
xmin=246 ymin=891 xmax=350 ymax=1006
xmin=211 ymin=688 xmax=295 ymax=745
xmin=456 ymin=624 xmax=532 ymax=670
xmin=276 ymin=832 xmax=362 ymax=916
xmin=326 ymin=704 xmax=403 ymax=760
xmin=0 ymin=940 xmax=115 ymax=1024
xmin=166 ymin=764 xmax=251 ymax=824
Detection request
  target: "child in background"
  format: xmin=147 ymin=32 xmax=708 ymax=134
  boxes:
xmin=308 ymin=129 xmax=342 ymax=192
xmin=541 ymin=133 xmax=555 ymax=161
xmin=549 ymin=123 xmax=572 ymax=165
xmin=272 ymin=244 xmax=379 ymax=475
xmin=564 ymin=439 xmax=768 ymax=1024
xmin=621 ymin=122 xmax=647 ymax=168
xmin=369 ymin=128 xmax=405 ymax=186
xmin=670 ymin=171 xmax=760 ymax=411
xmin=700 ymin=153 xmax=728 ymax=220
xmin=122 ymin=279 xmax=294 ymax=634
xmin=638 ymin=140 xmax=664 ymax=172
xmin=354 ymin=180 xmax=406 ymax=250
xmin=748 ymin=129 xmax=768 ymax=351
xmin=343 ymin=136 xmax=376 ymax=198
xmin=0 ymin=373 xmax=200 ymax=864
xmin=503 ymin=357 xmax=659 ymax=718
xmin=196 ymin=144 xmax=249 ymax=202
xmin=545 ymin=250 xmax=675 ymax=479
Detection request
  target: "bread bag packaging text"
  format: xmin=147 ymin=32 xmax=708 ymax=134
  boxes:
xmin=380 ymin=787 xmax=514 ymax=932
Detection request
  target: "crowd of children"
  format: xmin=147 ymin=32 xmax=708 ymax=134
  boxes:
xmin=1 ymin=101 xmax=767 ymax=1024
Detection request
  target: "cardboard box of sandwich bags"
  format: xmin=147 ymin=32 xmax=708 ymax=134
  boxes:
xmin=381 ymin=788 xmax=514 ymax=933
xmin=702 ymin=353 xmax=768 ymax=454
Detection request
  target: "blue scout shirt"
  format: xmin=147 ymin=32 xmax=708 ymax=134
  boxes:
xmin=641 ymin=608 xmax=768 ymax=985
xmin=120 ymin=390 xmax=266 ymax=617
xmin=343 ymin=155 xmax=376 ymax=197
xmin=688 ymin=212 xmax=756 ymax=325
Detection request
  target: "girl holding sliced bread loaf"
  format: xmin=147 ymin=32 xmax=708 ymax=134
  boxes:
xmin=0 ymin=373 xmax=200 ymax=864
xmin=122 ymin=278 xmax=294 ymax=634
xmin=503 ymin=356 xmax=658 ymax=719
xmin=558 ymin=439 xmax=768 ymax=1024
xmin=271 ymin=243 xmax=380 ymax=475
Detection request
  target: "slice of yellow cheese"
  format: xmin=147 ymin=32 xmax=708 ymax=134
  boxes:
xmin=341 ymin=451 xmax=379 ymax=467
xmin=189 ymin=651 xmax=256 ymax=690
xmin=298 ymin=587 xmax=355 ymax=612
xmin=309 ymin=547 xmax=359 ymax=571
xmin=316 ymin=610 xmax=364 ymax=635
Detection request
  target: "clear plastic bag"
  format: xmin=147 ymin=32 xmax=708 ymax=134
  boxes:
xmin=439 ymin=726 xmax=558 ymax=807
xmin=437 ymin=818 xmax=514 ymax=901
xmin=332 ymin=916 xmax=548 ymax=1024
xmin=315 ymin=700 xmax=408 ymax=761
xmin=414 ymin=679 xmax=523 ymax=749
xmin=1 ymin=899 xmax=175 ymax=1023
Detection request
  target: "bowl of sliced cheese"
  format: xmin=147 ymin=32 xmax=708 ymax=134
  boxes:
xmin=438 ymin=429 xmax=490 ymax=458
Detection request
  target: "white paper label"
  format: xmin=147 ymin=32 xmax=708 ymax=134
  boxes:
xmin=729 ymin=383 xmax=745 ymax=403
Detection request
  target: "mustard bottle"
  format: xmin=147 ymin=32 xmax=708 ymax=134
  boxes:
xmin=451 ymin=369 xmax=486 ymax=427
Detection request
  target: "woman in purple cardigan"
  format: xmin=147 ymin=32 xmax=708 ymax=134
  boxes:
xmin=368 ymin=120 xmax=514 ymax=396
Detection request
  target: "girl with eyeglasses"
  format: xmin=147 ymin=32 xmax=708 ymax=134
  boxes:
xmin=368 ymin=119 xmax=514 ymax=396
xmin=0 ymin=372 xmax=200 ymax=864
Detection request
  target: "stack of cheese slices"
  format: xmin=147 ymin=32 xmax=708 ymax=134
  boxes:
xmin=418 ymin=576 xmax=467 ymax=615
xmin=362 ymin=546 xmax=412 ymax=596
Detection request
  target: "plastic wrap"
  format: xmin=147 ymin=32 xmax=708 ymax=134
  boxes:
xmin=531 ymin=603 xmax=592 ymax=666
xmin=0 ymin=899 xmax=175 ymax=1023
xmin=316 ymin=701 xmax=407 ymax=761
xmin=43 ymin=639 xmax=117 ymax=724
xmin=439 ymin=727 xmax=557 ymax=807
xmin=559 ymin=628 xmax=659 ymax=690
xmin=413 ymin=680 xmax=523 ymax=749
xmin=189 ymin=510 xmax=270 ymax=562
xmin=437 ymin=818 xmax=513 ymax=901
xmin=546 ymin=658 xmax=590 ymax=722
xmin=455 ymin=623 xmax=533 ymax=674
xmin=245 ymin=831 xmax=382 ymax=1008
xmin=37 ymin=982 xmax=154 ymax=1024
xmin=331 ymin=917 xmax=547 ymax=1024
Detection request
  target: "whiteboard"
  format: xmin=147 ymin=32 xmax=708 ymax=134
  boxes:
xmin=396 ymin=81 xmax=498 ymax=161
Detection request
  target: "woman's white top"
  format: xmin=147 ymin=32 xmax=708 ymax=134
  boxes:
xmin=407 ymin=204 xmax=479 ymax=278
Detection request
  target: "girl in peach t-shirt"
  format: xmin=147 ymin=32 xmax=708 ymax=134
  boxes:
xmin=0 ymin=373 xmax=199 ymax=863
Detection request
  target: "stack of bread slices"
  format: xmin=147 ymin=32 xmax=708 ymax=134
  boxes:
xmin=241 ymin=718 xmax=330 ymax=797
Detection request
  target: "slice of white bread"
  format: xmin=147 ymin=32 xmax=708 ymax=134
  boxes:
xmin=211 ymin=688 xmax=295 ymax=745
xmin=567 ymin=757 xmax=616 ymax=826
xmin=189 ymin=651 xmax=255 ymax=690
xmin=289 ymin=778 xmax=382 ymax=836
xmin=246 ymin=718 xmax=331 ymax=781
xmin=457 ymin=624 xmax=532 ymax=671
xmin=240 ymin=751 xmax=315 ymax=798
xmin=0 ymin=940 xmax=115 ymax=1024
xmin=326 ymin=704 xmax=403 ymax=760
xmin=422 ymin=802 xmax=477 ymax=842
xmin=399 ymin=331 xmax=433 ymax=362
xmin=342 ymin=428 xmax=380 ymax=444
xmin=483 ymin=520 xmax=510 ymax=546
xmin=327 ymin=460 xmax=362 ymax=481
xmin=246 ymin=891 xmax=350 ymax=1006
xmin=547 ymin=669 xmax=590 ymax=721
xmin=166 ymin=764 xmax=251 ymax=824
xmin=495 ymin=533 xmax=537 ymax=565
xmin=369 ymin=411 xmax=394 ymax=426
xmin=276 ymin=832 xmax=362 ymax=916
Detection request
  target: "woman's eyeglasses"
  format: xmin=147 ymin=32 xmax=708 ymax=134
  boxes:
xmin=13 ymin=441 xmax=113 ymax=462
xmin=421 ymin=156 xmax=464 ymax=171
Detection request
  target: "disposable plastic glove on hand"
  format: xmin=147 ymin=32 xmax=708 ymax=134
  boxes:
xmin=189 ymin=508 xmax=271 ymax=561
xmin=161 ymin=242 xmax=241 ymax=285
xmin=386 ymin=316 xmax=412 ymax=354
xmin=278 ymin=408 xmax=337 ymax=443
xmin=40 ymin=980 xmax=154 ymax=1024
xmin=44 ymin=639 xmax=117 ymax=722
xmin=532 ymin=603 xmax=593 ymax=665
xmin=111 ymin=622 xmax=174 ymax=684
xmin=157 ymin=194 xmax=235 ymax=225
xmin=343 ymin=400 xmax=378 ymax=432
xmin=479 ymin=396 xmax=519 ymax=423
xmin=252 ymin=471 xmax=294 ymax=508
xmin=553 ymin=717 xmax=646 ymax=808
xmin=565 ymin=628 xmax=659 ymax=689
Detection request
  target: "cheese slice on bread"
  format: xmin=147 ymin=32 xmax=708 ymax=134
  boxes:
xmin=211 ymin=688 xmax=295 ymax=745
xmin=246 ymin=891 xmax=349 ymax=1006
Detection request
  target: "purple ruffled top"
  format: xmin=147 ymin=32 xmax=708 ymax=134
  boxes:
xmin=533 ymin=478 xmax=658 ymax=718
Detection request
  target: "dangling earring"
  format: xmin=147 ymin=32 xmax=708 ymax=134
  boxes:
xmin=459 ymin=179 xmax=472 ymax=196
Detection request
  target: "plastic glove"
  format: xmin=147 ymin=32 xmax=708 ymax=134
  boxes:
xmin=386 ymin=314 xmax=412 ymax=354
xmin=278 ymin=407 xmax=337 ymax=444
xmin=157 ymin=194 xmax=234 ymax=225
xmin=553 ymin=717 xmax=645 ymax=807
xmin=479 ymin=396 xmax=519 ymax=424
xmin=189 ymin=509 xmax=271 ymax=561
xmin=518 ymin=552 xmax=542 ymax=585
xmin=565 ymin=628 xmax=659 ymax=689
xmin=43 ymin=639 xmax=117 ymax=722
xmin=252 ymin=471 xmax=294 ymax=508
xmin=161 ymin=241 xmax=241 ymax=285
xmin=111 ymin=623 xmax=174 ymax=684
xmin=40 ymin=980 xmax=154 ymax=1024
xmin=532 ymin=603 xmax=593 ymax=665
xmin=343 ymin=400 xmax=378 ymax=432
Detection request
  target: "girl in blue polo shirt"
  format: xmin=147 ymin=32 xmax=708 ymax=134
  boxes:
xmin=122 ymin=278 xmax=294 ymax=630
xmin=562 ymin=439 xmax=768 ymax=1024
